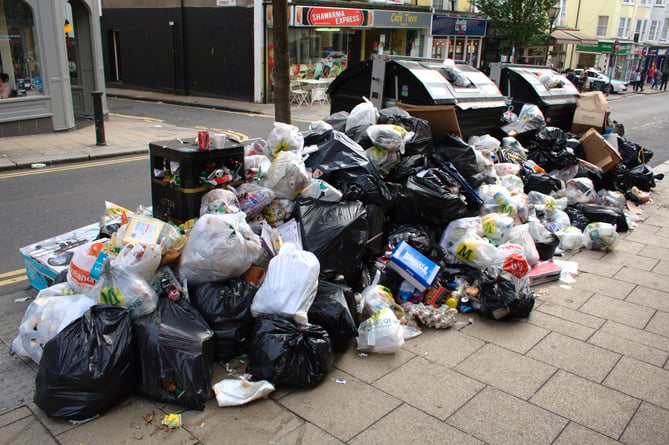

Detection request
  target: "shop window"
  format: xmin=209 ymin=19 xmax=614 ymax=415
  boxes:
xmin=0 ymin=0 xmax=43 ymax=97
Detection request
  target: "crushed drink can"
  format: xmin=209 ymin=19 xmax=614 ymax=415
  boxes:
xmin=198 ymin=131 xmax=210 ymax=150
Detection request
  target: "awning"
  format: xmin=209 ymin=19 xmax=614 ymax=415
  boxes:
xmin=551 ymin=29 xmax=598 ymax=45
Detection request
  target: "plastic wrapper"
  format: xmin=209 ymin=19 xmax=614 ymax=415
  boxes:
xmin=528 ymin=220 xmax=560 ymax=261
xmin=299 ymin=178 xmax=343 ymax=202
xmin=574 ymin=203 xmax=629 ymax=232
xmin=507 ymin=224 xmax=540 ymax=266
xmin=345 ymin=98 xmax=378 ymax=133
xmin=246 ymin=315 xmax=333 ymax=388
xmin=541 ymin=208 xmax=571 ymax=233
xmin=495 ymin=163 xmax=521 ymax=177
xmin=67 ymin=240 xmax=107 ymax=295
xmin=200 ymin=188 xmax=241 ymax=216
xmin=583 ymin=222 xmax=619 ymax=251
xmin=179 ymin=213 xmax=261 ymax=285
xmin=365 ymin=145 xmax=402 ymax=175
xmin=213 ymin=377 xmax=275 ymax=407
xmin=307 ymin=281 xmax=358 ymax=352
xmin=262 ymin=150 xmax=311 ymax=200
xmin=251 ymin=243 xmax=320 ymax=324
xmin=261 ymin=198 xmax=295 ymax=225
xmin=468 ymin=134 xmax=500 ymax=153
xmin=295 ymin=199 xmax=368 ymax=281
xmin=34 ymin=305 xmax=136 ymax=420
xmin=12 ymin=292 xmax=96 ymax=364
xmin=356 ymin=307 xmax=404 ymax=354
xmin=444 ymin=232 xmax=498 ymax=270
xmin=367 ymin=124 xmax=413 ymax=154
xmin=481 ymin=213 xmax=515 ymax=247
xmin=92 ymin=259 xmax=158 ymax=319
xmin=266 ymin=122 xmax=304 ymax=157
xmin=110 ymin=243 xmax=161 ymax=282
xmin=566 ymin=178 xmax=597 ymax=204
xmin=597 ymin=189 xmax=626 ymax=210
xmin=492 ymin=244 xmax=530 ymax=290
xmin=478 ymin=268 xmax=535 ymax=320
xmin=501 ymin=104 xmax=545 ymax=135
xmin=235 ymin=183 xmax=275 ymax=218
xmin=557 ymin=226 xmax=584 ymax=251
xmin=133 ymin=297 xmax=214 ymax=410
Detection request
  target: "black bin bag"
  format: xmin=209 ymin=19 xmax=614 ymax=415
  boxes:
xmin=308 ymin=281 xmax=358 ymax=352
xmin=478 ymin=268 xmax=535 ymax=320
xmin=295 ymin=199 xmax=369 ymax=281
xmin=377 ymin=107 xmax=434 ymax=156
xmin=189 ymin=278 xmax=257 ymax=363
xmin=247 ymin=316 xmax=333 ymax=388
xmin=574 ymin=203 xmax=629 ymax=232
xmin=133 ymin=297 xmax=214 ymax=410
xmin=34 ymin=305 xmax=136 ymax=420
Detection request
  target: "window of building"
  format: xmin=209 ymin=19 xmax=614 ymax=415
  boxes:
xmin=433 ymin=0 xmax=457 ymax=11
xmin=621 ymin=0 xmax=634 ymax=4
xmin=0 ymin=0 xmax=43 ymax=98
xmin=649 ymin=20 xmax=658 ymax=40
xmin=639 ymin=0 xmax=650 ymax=5
xmin=557 ymin=0 xmax=567 ymax=26
xmin=641 ymin=19 xmax=648 ymax=40
xmin=618 ymin=17 xmax=631 ymax=38
xmin=597 ymin=16 xmax=609 ymax=36
xmin=661 ymin=18 xmax=669 ymax=40
xmin=655 ymin=0 xmax=664 ymax=5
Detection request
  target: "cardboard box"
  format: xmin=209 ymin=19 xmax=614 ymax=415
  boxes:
xmin=528 ymin=261 xmax=563 ymax=286
xmin=579 ymin=128 xmax=622 ymax=172
xmin=388 ymin=241 xmax=440 ymax=291
xmin=572 ymin=91 xmax=611 ymax=134
xmin=576 ymin=91 xmax=610 ymax=112
xmin=395 ymin=102 xmax=462 ymax=140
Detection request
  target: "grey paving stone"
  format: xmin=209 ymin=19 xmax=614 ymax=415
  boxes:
xmin=279 ymin=370 xmax=401 ymax=442
xmin=536 ymin=302 xmax=606 ymax=329
xmin=0 ymin=406 xmax=31 ymax=428
xmin=601 ymin=320 xmax=669 ymax=351
xmin=604 ymin=356 xmax=669 ymax=410
xmin=400 ymin=328 xmax=484 ymax=369
xmin=635 ymin=243 xmax=669 ymax=261
xmin=614 ymin=267 xmax=668 ymax=293
xmin=0 ymin=342 xmax=37 ymax=416
xmin=334 ymin=344 xmax=415 ymax=383
xmin=575 ymin=251 xmax=624 ymax=277
xmin=579 ymin=294 xmax=656 ymax=329
xmin=27 ymin=402 xmax=80 ymax=437
xmin=272 ymin=423 xmax=344 ymax=445
xmin=626 ymin=285 xmax=669 ymax=312
xmin=350 ymin=403 xmax=482 ymax=445
xmin=458 ymin=318 xmax=549 ymax=354
xmin=652 ymin=260 xmax=669 ymax=276
xmin=447 ymin=387 xmax=567 ymax=445
xmin=646 ymin=311 xmax=669 ymax=338
xmin=620 ymin=402 xmax=669 ymax=445
xmin=527 ymin=332 xmax=621 ymax=382
xmin=0 ymin=415 xmax=57 ymax=445
xmin=570 ymin=273 xmax=636 ymax=300
xmin=612 ymin=239 xmax=644 ymax=255
xmin=623 ymin=224 xmax=661 ymax=244
xmin=455 ymin=344 xmax=556 ymax=400
xmin=530 ymin=371 xmax=640 ymax=439
xmin=527 ymin=310 xmax=596 ymax=341
xmin=373 ymin=356 xmax=483 ymax=421
xmin=588 ymin=329 xmax=668 ymax=367
xmin=553 ymin=422 xmax=622 ymax=445
xmin=533 ymin=282 xmax=593 ymax=309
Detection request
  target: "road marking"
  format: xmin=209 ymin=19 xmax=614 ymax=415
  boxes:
xmin=196 ymin=128 xmax=249 ymax=141
xmin=0 ymin=155 xmax=149 ymax=179
xmin=109 ymin=113 xmax=164 ymax=123
xmin=0 ymin=269 xmax=25 ymax=279
xmin=0 ymin=274 xmax=27 ymax=287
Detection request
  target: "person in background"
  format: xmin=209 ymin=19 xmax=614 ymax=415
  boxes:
xmin=578 ymin=68 xmax=588 ymax=92
xmin=653 ymin=69 xmax=662 ymax=89
xmin=0 ymin=73 xmax=10 ymax=99
xmin=647 ymin=65 xmax=656 ymax=87
xmin=630 ymin=69 xmax=640 ymax=92
xmin=639 ymin=69 xmax=646 ymax=92
xmin=662 ymin=71 xmax=669 ymax=91
xmin=565 ymin=68 xmax=579 ymax=87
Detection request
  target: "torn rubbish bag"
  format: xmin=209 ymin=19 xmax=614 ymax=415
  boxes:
xmin=34 ymin=305 xmax=136 ymax=420
xmin=133 ymin=297 xmax=214 ymax=411
xmin=246 ymin=316 xmax=333 ymax=388
xmin=188 ymin=279 xmax=257 ymax=363
xmin=307 ymin=281 xmax=358 ymax=352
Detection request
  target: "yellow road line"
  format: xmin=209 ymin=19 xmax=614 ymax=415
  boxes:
xmin=0 ymin=269 xmax=25 ymax=279
xmin=109 ymin=113 xmax=164 ymax=123
xmin=0 ymin=155 xmax=149 ymax=179
xmin=0 ymin=275 xmax=27 ymax=287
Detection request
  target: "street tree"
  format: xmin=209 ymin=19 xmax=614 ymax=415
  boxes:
xmin=273 ymin=0 xmax=291 ymax=124
xmin=473 ymin=0 xmax=557 ymax=60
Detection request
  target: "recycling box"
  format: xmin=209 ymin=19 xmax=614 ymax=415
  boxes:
xmin=388 ymin=241 xmax=440 ymax=291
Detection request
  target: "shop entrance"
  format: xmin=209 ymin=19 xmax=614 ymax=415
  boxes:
xmin=66 ymin=0 xmax=95 ymax=118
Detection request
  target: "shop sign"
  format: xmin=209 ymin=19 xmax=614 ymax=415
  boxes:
xmin=294 ymin=6 xmax=370 ymax=27
xmin=373 ymin=10 xmax=431 ymax=29
xmin=431 ymin=16 xmax=486 ymax=37
xmin=658 ymin=49 xmax=668 ymax=56
xmin=576 ymin=41 xmax=632 ymax=55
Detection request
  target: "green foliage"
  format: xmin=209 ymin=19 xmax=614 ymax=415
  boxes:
xmin=473 ymin=0 xmax=557 ymax=54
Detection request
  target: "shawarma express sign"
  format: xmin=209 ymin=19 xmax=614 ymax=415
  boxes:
xmin=293 ymin=6 xmax=431 ymax=28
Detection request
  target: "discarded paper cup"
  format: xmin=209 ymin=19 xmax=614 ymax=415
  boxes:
xmin=213 ymin=133 xmax=227 ymax=149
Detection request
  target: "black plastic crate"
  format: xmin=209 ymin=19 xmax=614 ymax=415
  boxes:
xmin=149 ymin=138 xmax=244 ymax=224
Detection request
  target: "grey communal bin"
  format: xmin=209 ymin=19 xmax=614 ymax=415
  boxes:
xmin=492 ymin=64 xmax=579 ymax=132
xmin=327 ymin=57 xmax=507 ymax=141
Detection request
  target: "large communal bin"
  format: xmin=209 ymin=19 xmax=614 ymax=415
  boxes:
xmin=328 ymin=56 xmax=506 ymax=140
xmin=489 ymin=64 xmax=579 ymax=132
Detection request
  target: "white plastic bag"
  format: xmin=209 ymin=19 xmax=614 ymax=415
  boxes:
xmin=11 ymin=292 xmax=96 ymax=364
xmin=500 ymin=174 xmax=525 ymax=194
xmin=262 ymin=150 xmax=311 ymax=199
xmin=583 ymin=222 xmax=619 ymax=251
xmin=299 ymin=178 xmax=343 ymax=202
xmin=251 ymin=243 xmax=320 ymax=324
xmin=179 ymin=213 xmax=262 ymax=285
xmin=366 ymin=124 xmax=414 ymax=154
xmin=345 ymin=97 xmax=378 ymax=132
xmin=200 ymin=188 xmax=241 ymax=216
xmin=541 ymin=208 xmax=571 ymax=233
xmin=235 ymin=183 xmax=275 ymax=218
xmin=213 ymin=377 xmax=275 ymax=407
xmin=566 ymin=178 xmax=597 ymax=204
xmin=439 ymin=217 xmax=483 ymax=249
xmin=468 ymin=134 xmax=500 ymax=153
xmin=356 ymin=307 xmax=404 ymax=354
xmin=557 ymin=226 xmax=584 ymax=251
xmin=358 ymin=284 xmax=395 ymax=319
xmin=492 ymin=244 xmax=530 ymax=287
xmin=110 ymin=243 xmax=162 ymax=282
xmin=445 ymin=232 xmax=498 ymax=270
xmin=597 ymin=189 xmax=626 ymax=210
xmin=507 ymin=224 xmax=540 ymax=266
xmin=92 ymin=259 xmax=158 ymax=319
xmin=67 ymin=240 xmax=107 ymax=295
xmin=481 ymin=213 xmax=515 ymax=246
xmin=266 ymin=122 xmax=304 ymax=157
xmin=244 ymin=154 xmax=272 ymax=181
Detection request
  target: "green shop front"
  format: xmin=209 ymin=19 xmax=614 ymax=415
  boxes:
xmin=575 ymin=40 xmax=634 ymax=81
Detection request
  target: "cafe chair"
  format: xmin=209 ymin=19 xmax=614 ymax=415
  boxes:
xmin=310 ymin=87 xmax=328 ymax=105
xmin=290 ymin=82 xmax=308 ymax=107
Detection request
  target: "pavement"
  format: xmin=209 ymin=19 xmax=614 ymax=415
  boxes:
xmin=1 ymin=88 xmax=669 ymax=444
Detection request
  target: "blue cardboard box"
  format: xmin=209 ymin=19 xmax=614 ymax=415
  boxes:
xmin=388 ymin=241 xmax=440 ymax=291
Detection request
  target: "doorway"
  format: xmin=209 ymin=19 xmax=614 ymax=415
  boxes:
xmin=65 ymin=0 xmax=95 ymax=118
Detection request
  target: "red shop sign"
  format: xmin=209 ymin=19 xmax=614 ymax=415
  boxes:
xmin=302 ymin=7 xmax=368 ymax=27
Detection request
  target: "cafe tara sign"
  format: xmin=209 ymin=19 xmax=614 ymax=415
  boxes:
xmin=373 ymin=10 xmax=432 ymax=29
xmin=294 ymin=6 xmax=370 ymax=27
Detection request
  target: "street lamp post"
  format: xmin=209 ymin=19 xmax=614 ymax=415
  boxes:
xmin=545 ymin=6 xmax=560 ymax=66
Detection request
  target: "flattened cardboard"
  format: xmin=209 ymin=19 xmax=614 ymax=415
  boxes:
xmin=572 ymin=108 xmax=608 ymax=134
xmin=579 ymin=128 xmax=622 ymax=172
xmin=396 ymin=102 xmax=462 ymax=140
xmin=576 ymin=91 xmax=610 ymax=112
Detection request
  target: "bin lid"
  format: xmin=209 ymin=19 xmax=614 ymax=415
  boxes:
xmin=504 ymin=66 xmax=579 ymax=98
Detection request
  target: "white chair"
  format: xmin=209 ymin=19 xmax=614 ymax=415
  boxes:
xmin=310 ymin=87 xmax=328 ymax=105
xmin=290 ymin=83 xmax=308 ymax=107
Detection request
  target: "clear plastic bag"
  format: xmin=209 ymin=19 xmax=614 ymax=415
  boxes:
xmin=213 ymin=377 xmax=275 ymax=407
xmin=583 ymin=222 xmax=619 ymax=251
xmin=557 ymin=226 xmax=584 ymax=251
xmin=250 ymin=243 xmax=320 ymax=324
xmin=541 ymin=208 xmax=571 ymax=233
xmin=266 ymin=122 xmax=304 ymax=157
xmin=262 ymin=150 xmax=311 ymax=199
xmin=345 ymin=97 xmax=378 ymax=132
xmin=244 ymin=155 xmax=272 ymax=181
xmin=597 ymin=189 xmax=626 ymax=210
xmin=110 ymin=243 xmax=162 ymax=282
xmin=365 ymin=145 xmax=402 ymax=175
xmin=358 ymin=284 xmax=395 ymax=319
xmin=366 ymin=124 xmax=414 ymax=155
xmin=468 ymin=134 xmax=501 ymax=153
xmin=299 ymin=178 xmax=343 ymax=202
xmin=92 ymin=259 xmax=158 ymax=319
xmin=356 ymin=307 xmax=404 ymax=354
xmin=67 ymin=240 xmax=107 ymax=295
xmin=495 ymin=163 xmax=521 ymax=177
xmin=235 ymin=183 xmax=275 ymax=218
xmin=445 ymin=232 xmax=498 ymax=269
xmin=566 ymin=178 xmax=597 ymax=204
xmin=507 ymin=224 xmax=540 ymax=265
xmin=502 ymin=104 xmax=545 ymax=135
xmin=179 ymin=213 xmax=262 ymax=285
xmin=481 ymin=213 xmax=515 ymax=246
xmin=200 ymin=188 xmax=241 ymax=216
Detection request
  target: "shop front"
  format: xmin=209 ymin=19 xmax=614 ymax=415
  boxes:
xmin=575 ymin=41 xmax=634 ymax=80
xmin=0 ymin=0 xmax=106 ymax=135
xmin=265 ymin=4 xmax=431 ymax=102
xmin=430 ymin=15 xmax=486 ymax=67
xmin=644 ymin=47 xmax=669 ymax=73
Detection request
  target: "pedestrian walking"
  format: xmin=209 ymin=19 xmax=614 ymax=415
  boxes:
xmin=630 ymin=69 xmax=640 ymax=92
xmin=662 ymin=71 xmax=669 ymax=91
xmin=647 ymin=65 xmax=656 ymax=87
xmin=639 ymin=69 xmax=646 ymax=92
xmin=653 ymin=69 xmax=662 ymax=89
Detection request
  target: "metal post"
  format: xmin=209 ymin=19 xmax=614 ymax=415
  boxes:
xmin=92 ymin=91 xmax=106 ymax=146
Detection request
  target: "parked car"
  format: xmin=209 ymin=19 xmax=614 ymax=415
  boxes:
xmin=574 ymin=69 xmax=627 ymax=94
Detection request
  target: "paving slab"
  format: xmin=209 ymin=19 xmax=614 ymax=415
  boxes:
xmin=579 ymin=294 xmax=656 ymax=329
xmin=373 ymin=356 xmax=484 ymax=421
xmin=569 ymin=273 xmax=636 ymax=300
xmin=455 ymin=344 xmax=556 ymax=400
xmin=553 ymin=422 xmax=622 ymax=445
xmin=268 ymin=423 xmax=343 ymax=445
xmin=527 ymin=310 xmax=596 ymax=341
xmin=612 ymin=238 xmax=644 ymax=255
xmin=575 ymin=250 xmax=624 ymax=277
xmin=349 ymin=403 xmax=483 ymax=445
xmin=651 ymin=259 xmax=669 ymax=276
xmin=598 ymin=321 xmax=669 ymax=353
xmin=400 ymin=327 xmax=485 ymax=369
xmin=334 ymin=344 xmax=415 ymax=384
xmin=447 ymin=387 xmax=567 ymax=445
xmin=0 ymin=406 xmax=32 ymax=428
xmin=0 ymin=415 xmax=57 ymax=444
xmin=458 ymin=318 xmax=549 ymax=354
xmin=589 ymin=329 xmax=668 ymax=367
xmin=620 ymin=402 xmax=669 ymax=445
xmin=604 ymin=356 xmax=669 ymax=410
xmin=533 ymin=282 xmax=593 ymax=309
xmin=530 ymin=371 xmax=640 ymax=439
xmin=625 ymin=285 xmax=669 ymax=311
xmin=646 ymin=311 xmax=669 ymax=338
xmin=613 ymin=267 xmax=668 ymax=293
xmin=535 ymin=302 xmax=606 ymax=329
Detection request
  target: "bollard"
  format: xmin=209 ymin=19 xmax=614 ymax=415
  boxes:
xmin=92 ymin=91 xmax=106 ymax=146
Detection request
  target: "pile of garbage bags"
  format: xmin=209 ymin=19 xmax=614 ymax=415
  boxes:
xmin=13 ymin=100 xmax=661 ymax=420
